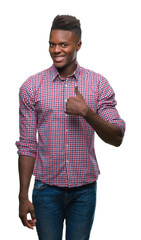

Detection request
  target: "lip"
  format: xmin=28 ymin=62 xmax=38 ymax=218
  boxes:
xmin=53 ymin=55 xmax=66 ymax=62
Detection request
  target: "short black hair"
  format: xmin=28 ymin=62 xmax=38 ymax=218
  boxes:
xmin=51 ymin=15 xmax=81 ymax=40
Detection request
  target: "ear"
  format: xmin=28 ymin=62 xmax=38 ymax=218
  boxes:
xmin=76 ymin=41 xmax=82 ymax=52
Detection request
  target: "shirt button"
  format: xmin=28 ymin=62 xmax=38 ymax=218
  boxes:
xmin=66 ymin=160 xmax=69 ymax=163
xmin=65 ymin=99 xmax=67 ymax=102
xmin=66 ymin=129 xmax=68 ymax=132
xmin=66 ymin=144 xmax=68 ymax=147
xmin=65 ymin=84 xmax=67 ymax=87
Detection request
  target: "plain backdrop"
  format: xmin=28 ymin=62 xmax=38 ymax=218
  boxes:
xmin=0 ymin=0 xmax=141 ymax=239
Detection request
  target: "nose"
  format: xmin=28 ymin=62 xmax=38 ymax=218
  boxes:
xmin=54 ymin=45 xmax=61 ymax=53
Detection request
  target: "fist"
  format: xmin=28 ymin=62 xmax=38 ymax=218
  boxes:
xmin=65 ymin=85 xmax=89 ymax=117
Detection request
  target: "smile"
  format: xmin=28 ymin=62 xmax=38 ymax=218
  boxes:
xmin=53 ymin=56 xmax=66 ymax=62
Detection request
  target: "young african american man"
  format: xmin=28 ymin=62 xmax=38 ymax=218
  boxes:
xmin=16 ymin=15 xmax=125 ymax=240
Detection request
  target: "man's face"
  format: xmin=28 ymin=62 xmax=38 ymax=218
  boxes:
xmin=49 ymin=30 xmax=81 ymax=69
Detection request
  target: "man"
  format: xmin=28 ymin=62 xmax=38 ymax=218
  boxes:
xmin=16 ymin=15 xmax=125 ymax=240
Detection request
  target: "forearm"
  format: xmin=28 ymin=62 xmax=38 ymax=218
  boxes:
xmin=18 ymin=155 xmax=35 ymax=199
xmin=83 ymin=107 xmax=123 ymax=147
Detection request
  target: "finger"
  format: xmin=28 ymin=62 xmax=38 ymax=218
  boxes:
xmin=26 ymin=220 xmax=34 ymax=229
xmin=30 ymin=209 xmax=36 ymax=222
xmin=20 ymin=216 xmax=31 ymax=228
xmin=20 ymin=215 xmax=26 ymax=226
xmin=28 ymin=220 xmax=36 ymax=228
xmin=64 ymin=111 xmax=71 ymax=115
xmin=74 ymin=85 xmax=79 ymax=95
xmin=74 ymin=85 xmax=82 ymax=97
xmin=20 ymin=215 xmax=35 ymax=229
xmin=28 ymin=220 xmax=36 ymax=225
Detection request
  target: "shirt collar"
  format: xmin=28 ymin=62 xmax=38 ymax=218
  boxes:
xmin=51 ymin=63 xmax=80 ymax=82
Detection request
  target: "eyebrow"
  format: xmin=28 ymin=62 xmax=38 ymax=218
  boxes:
xmin=49 ymin=41 xmax=70 ymax=45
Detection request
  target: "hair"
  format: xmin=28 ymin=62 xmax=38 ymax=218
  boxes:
xmin=51 ymin=15 xmax=81 ymax=40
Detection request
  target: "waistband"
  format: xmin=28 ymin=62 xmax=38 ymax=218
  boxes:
xmin=46 ymin=181 xmax=96 ymax=192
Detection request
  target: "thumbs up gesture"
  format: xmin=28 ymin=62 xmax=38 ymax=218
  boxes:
xmin=65 ymin=85 xmax=89 ymax=117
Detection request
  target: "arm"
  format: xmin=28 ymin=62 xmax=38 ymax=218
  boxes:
xmin=19 ymin=155 xmax=36 ymax=229
xmin=65 ymin=85 xmax=125 ymax=147
xmin=16 ymin=79 xmax=37 ymax=229
xmin=83 ymin=107 xmax=123 ymax=146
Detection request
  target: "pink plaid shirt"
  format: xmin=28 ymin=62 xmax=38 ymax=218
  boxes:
xmin=16 ymin=64 xmax=125 ymax=187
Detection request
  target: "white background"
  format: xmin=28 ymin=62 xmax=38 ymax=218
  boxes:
xmin=0 ymin=0 xmax=141 ymax=239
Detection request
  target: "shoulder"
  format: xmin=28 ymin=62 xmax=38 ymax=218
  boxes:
xmin=78 ymin=65 xmax=105 ymax=84
xmin=19 ymin=66 xmax=52 ymax=97
xmin=78 ymin=65 xmax=114 ymax=96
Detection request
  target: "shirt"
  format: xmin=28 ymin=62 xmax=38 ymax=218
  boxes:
xmin=16 ymin=64 xmax=125 ymax=188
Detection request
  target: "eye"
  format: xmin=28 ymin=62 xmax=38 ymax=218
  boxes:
xmin=49 ymin=42 xmax=55 ymax=48
xmin=61 ymin=43 xmax=68 ymax=48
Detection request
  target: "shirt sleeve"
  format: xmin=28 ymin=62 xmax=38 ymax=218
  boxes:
xmin=97 ymin=76 xmax=125 ymax=135
xmin=15 ymin=79 xmax=37 ymax=158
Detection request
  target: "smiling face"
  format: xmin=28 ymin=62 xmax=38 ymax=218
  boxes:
xmin=49 ymin=30 xmax=81 ymax=78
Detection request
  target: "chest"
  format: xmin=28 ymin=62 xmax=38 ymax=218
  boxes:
xmin=35 ymin=78 xmax=98 ymax=114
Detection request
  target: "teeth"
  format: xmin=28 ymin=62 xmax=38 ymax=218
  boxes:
xmin=54 ymin=56 xmax=65 ymax=62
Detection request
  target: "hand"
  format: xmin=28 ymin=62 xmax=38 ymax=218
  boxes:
xmin=65 ymin=85 xmax=89 ymax=117
xmin=19 ymin=198 xmax=36 ymax=230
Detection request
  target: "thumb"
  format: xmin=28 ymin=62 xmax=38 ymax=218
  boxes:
xmin=75 ymin=85 xmax=81 ymax=96
xmin=30 ymin=208 xmax=36 ymax=222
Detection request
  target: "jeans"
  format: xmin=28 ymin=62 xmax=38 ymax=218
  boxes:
xmin=32 ymin=179 xmax=97 ymax=240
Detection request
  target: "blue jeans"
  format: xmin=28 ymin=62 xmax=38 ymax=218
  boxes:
xmin=32 ymin=180 xmax=97 ymax=240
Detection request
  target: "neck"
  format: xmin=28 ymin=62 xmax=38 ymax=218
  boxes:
xmin=57 ymin=60 xmax=77 ymax=79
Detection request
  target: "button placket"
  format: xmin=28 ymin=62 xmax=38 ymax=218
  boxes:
xmin=64 ymin=81 xmax=69 ymax=165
